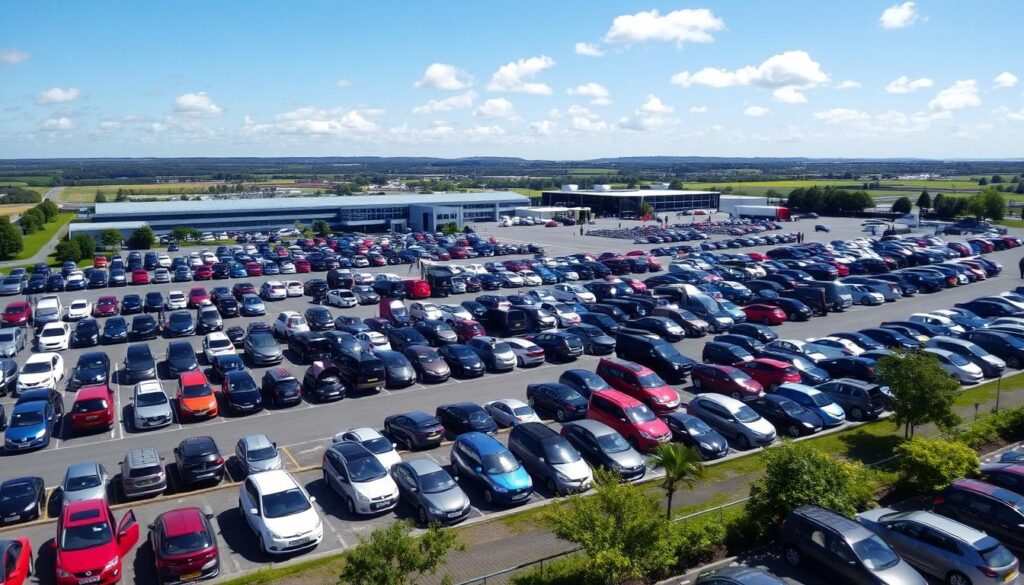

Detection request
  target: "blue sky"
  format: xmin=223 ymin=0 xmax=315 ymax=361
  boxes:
xmin=1 ymin=1 xmax=1022 ymax=159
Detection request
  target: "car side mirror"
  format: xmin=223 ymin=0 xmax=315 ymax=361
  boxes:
xmin=474 ymin=466 xmax=482 ymax=473
xmin=308 ymin=496 xmax=316 ymax=503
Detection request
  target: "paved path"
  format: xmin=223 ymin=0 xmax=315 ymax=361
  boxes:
xmin=0 ymin=187 xmax=69 ymax=269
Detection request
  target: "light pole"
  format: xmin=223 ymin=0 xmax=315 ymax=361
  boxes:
xmin=996 ymin=374 xmax=1002 ymax=413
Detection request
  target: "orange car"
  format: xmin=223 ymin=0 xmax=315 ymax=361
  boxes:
xmin=177 ymin=370 xmax=218 ymax=420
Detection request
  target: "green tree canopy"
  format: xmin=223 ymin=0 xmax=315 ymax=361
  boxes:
xmin=313 ymin=219 xmax=331 ymax=237
xmin=127 ymin=226 xmax=156 ymax=250
xmin=916 ymin=190 xmax=931 ymax=210
xmin=876 ymin=350 xmax=961 ymax=437
xmin=338 ymin=520 xmax=461 ymax=585
xmin=170 ymin=226 xmax=201 ymax=242
xmin=647 ymin=443 xmax=705 ymax=520
xmin=0 ymin=218 xmax=24 ymax=259
xmin=890 ymin=196 xmax=912 ymax=214
xmin=895 ymin=436 xmax=978 ymax=494
xmin=99 ymin=228 xmax=123 ymax=249
xmin=73 ymin=234 xmax=96 ymax=260
xmin=54 ymin=239 xmax=83 ymax=262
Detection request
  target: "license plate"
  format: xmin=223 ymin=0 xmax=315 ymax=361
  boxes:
xmin=4 ymin=515 xmax=18 ymax=522
xmin=288 ymin=537 xmax=310 ymax=547
xmin=428 ymin=433 xmax=440 ymax=439
xmin=447 ymin=511 xmax=462 ymax=518
xmin=181 ymin=571 xmax=202 ymax=581
xmin=366 ymin=378 xmax=378 ymax=383
xmin=1006 ymin=571 xmax=1017 ymax=582
xmin=513 ymin=492 xmax=529 ymax=500
xmin=371 ymin=500 xmax=391 ymax=510
xmin=79 ymin=577 xmax=101 ymax=585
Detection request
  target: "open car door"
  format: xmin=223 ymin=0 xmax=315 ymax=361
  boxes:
xmin=116 ymin=509 xmax=140 ymax=557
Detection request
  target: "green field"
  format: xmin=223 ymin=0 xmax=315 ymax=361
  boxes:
xmin=9 ymin=212 xmax=75 ymax=261
xmin=61 ymin=181 xmax=317 ymax=203
xmin=682 ymin=179 xmax=986 ymax=196
xmin=511 ymin=188 xmax=544 ymax=198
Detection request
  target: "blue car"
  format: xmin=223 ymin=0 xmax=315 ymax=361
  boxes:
xmin=774 ymin=383 xmax=846 ymax=427
xmin=240 ymin=294 xmax=266 ymax=316
xmin=4 ymin=401 xmax=54 ymax=451
xmin=230 ymin=263 xmax=248 ymax=278
xmin=450 ymin=432 xmax=532 ymax=507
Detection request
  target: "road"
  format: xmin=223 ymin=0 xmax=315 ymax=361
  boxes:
xmin=0 ymin=215 xmax=1021 ymax=584
xmin=0 ymin=187 xmax=68 ymax=269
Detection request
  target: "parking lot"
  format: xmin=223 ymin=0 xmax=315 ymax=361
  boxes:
xmin=1 ymin=215 xmax=1022 ymax=584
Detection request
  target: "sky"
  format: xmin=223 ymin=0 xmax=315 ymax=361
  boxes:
xmin=1 ymin=0 xmax=1023 ymax=160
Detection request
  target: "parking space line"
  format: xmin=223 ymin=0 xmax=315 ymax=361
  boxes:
xmin=279 ymin=446 xmax=301 ymax=469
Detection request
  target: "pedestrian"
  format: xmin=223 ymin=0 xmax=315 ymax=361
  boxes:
xmin=1019 ymin=255 xmax=1024 ymax=279
xmin=618 ymin=222 xmax=622 ymax=228
xmin=579 ymin=225 xmax=584 ymax=236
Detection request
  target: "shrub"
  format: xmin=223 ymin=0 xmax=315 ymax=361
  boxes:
xmin=952 ymin=406 xmax=1024 ymax=449
xmin=672 ymin=520 xmax=726 ymax=570
xmin=509 ymin=554 xmax=590 ymax=585
xmin=895 ymin=436 xmax=978 ymax=495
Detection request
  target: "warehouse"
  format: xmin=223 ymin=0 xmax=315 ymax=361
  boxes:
xmin=92 ymin=191 xmax=530 ymax=233
xmin=540 ymin=184 xmax=719 ymax=217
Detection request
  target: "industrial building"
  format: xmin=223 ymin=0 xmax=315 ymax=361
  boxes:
xmin=91 ymin=191 xmax=530 ymax=234
xmin=540 ymin=184 xmax=719 ymax=217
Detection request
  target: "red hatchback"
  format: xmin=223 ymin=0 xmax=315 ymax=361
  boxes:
xmin=404 ymin=279 xmax=431 ymax=299
xmin=244 ymin=262 xmax=262 ymax=276
xmin=741 ymin=304 xmax=788 ymax=326
xmin=294 ymin=259 xmax=311 ymax=273
xmin=93 ymin=295 xmax=120 ymax=317
xmin=70 ymin=385 xmax=115 ymax=434
xmin=131 ymin=269 xmax=149 ymax=285
xmin=2 ymin=300 xmax=32 ymax=327
xmin=188 ymin=287 xmax=210 ymax=307
xmin=193 ymin=265 xmax=213 ymax=280
xmin=55 ymin=500 xmax=138 ymax=585
xmin=453 ymin=320 xmax=486 ymax=342
xmin=149 ymin=507 xmax=221 ymax=584
xmin=690 ymin=363 xmax=764 ymax=400
xmin=586 ymin=389 xmax=671 ymax=451
xmin=595 ymin=358 xmax=680 ymax=415
xmin=732 ymin=358 xmax=801 ymax=390
xmin=93 ymin=256 xmax=108 ymax=268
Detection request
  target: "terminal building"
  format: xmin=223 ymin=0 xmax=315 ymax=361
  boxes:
xmin=91 ymin=191 xmax=530 ymax=234
xmin=540 ymin=184 xmax=719 ymax=217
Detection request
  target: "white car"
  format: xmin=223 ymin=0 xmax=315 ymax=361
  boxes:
xmin=16 ymin=352 xmax=64 ymax=395
xmin=439 ymin=304 xmax=472 ymax=324
xmin=517 ymin=270 xmax=542 ymax=286
xmin=332 ymin=427 xmax=402 ymax=469
xmin=552 ymin=284 xmax=596 ymax=304
xmin=528 ymin=289 xmax=558 ymax=304
xmin=152 ymin=268 xmax=171 ymax=284
xmin=278 ymin=261 xmax=296 ymax=274
xmin=284 ymin=281 xmax=304 ymax=297
xmin=325 ymin=289 xmax=358 ymax=308
xmin=498 ymin=271 xmax=524 ymax=287
xmin=64 ymin=299 xmax=92 ymax=321
xmin=810 ymin=336 xmax=864 ymax=357
xmin=923 ymin=348 xmax=984 ymax=384
xmin=910 ymin=313 xmax=966 ymax=335
xmin=165 ymin=290 xmax=187 ymax=310
xmin=273 ymin=311 xmax=309 ymax=339
xmin=64 ymin=272 xmax=86 ymax=290
xmin=157 ymin=254 xmax=171 ymax=268
xmin=322 ymin=442 xmax=400 ymax=516
xmin=409 ymin=302 xmax=442 ymax=321
xmin=484 ymin=399 xmax=541 ymax=427
xmin=203 ymin=332 xmax=236 ymax=362
xmin=353 ymin=272 xmax=375 ymax=285
xmin=541 ymin=303 xmax=581 ymax=327
xmin=132 ymin=379 xmax=173 ymax=430
xmin=239 ymin=470 xmax=323 ymax=555
xmin=356 ymin=331 xmax=391 ymax=352
xmin=261 ymin=281 xmax=287 ymax=301
xmin=462 ymin=264 xmax=488 ymax=276
xmin=36 ymin=322 xmax=71 ymax=351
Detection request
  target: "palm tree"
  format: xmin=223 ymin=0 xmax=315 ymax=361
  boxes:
xmin=647 ymin=442 xmax=706 ymax=520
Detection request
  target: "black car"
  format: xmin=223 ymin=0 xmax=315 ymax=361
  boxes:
xmin=403 ymin=345 xmax=451 ymax=383
xmin=0 ymin=476 xmax=46 ymax=525
xmin=131 ymin=314 xmax=158 ymax=340
xmin=222 ymin=370 xmax=263 ymax=414
xmin=756 ymin=297 xmax=813 ymax=322
xmin=817 ymin=356 xmax=877 ymax=382
xmin=261 ymin=367 xmax=302 ymax=407
xmin=385 ymin=327 xmax=429 ymax=352
xmin=578 ymin=312 xmax=622 ymax=335
xmin=166 ymin=311 xmax=195 ymax=338
xmin=101 ymin=317 xmax=129 ymax=344
xmin=526 ymin=332 xmax=584 ymax=361
xmin=625 ymin=316 xmax=687 ymax=342
xmin=215 ymin=297 xmax=239 ymax=318
xmin=713 ymin=334 xmax=766 ymax=357
xmin=144 ymin=292 xmax=164 ymax=313
xmin=165 ymin=341 xmax=199 ymax=377
xmin=384 ymin=411 xmax=445 ymax=450
xmin=588 ymin=303 xmax=629 ymax=322
xmin=25 ymin=275 xmax=46 ymax=294
xmin=173 ymin=436 xmax=225 ymax=486
xmin=728 ymin=323 xmax=779 ymax=344
xmin=303 ymin=278 xmax=329 ymax=299
xmin=71 ymin=352 xmax=110 ymax=389
xmin=557 ymin=369 xmax=612 ymax=399
xmin=225 ymin=325 xmax=246 ymax=348
xmin=120 ymin=294 xmax=142 ymax=315
xmin=196 ymin=306 xmax=222 ymax=334
xmin=87 ymin=270 xmax=108 ymax=289
xmin=44 ymin=274 xmax=65 ymax=293
xmin=663 ymin=412 xmax=730 ymax=460
xmin=435 ymin=402 xmax=498 ymax=436
xmin=301 ymin=361 xmax=347 ymax=402
xmin=288 ymin=331 xmax=332 ymax=364
xmin=460 ymin=301 xmax=488 ymax=321
xmin=962 ymin=330 xmax=1024 ymax=369
xmin=413 ymin=319 xmax=458 ymax=346
xmin=701 ymin=341 xmax=754 ymax=366
xmin=437 ymin=343 xmax=485 ymax=378
xmin=210 ymin=354 xmax=246 ymax=385
xmin=322 ymin=330 xmax=362 ymax=357
xmin=334 ymin=315 xmax=370 ymax=335
xmin=858 ymin=327 xmax=919 ymax=349
xmin=375 ymin=350 xmax=417 ymax=389
xmin=747 ymin=394 xmax=823 ymax=437
xmin=123 ymin=343 xmax=156 ymax=383
xmin=299 ymin=307 xmax=331 ymax=332
xmin=525 ymin=383 xmax=588 ymax=421
xmin=563 ymin=325 xmax=615 ymax=355
xmin=72 ymin=318 xmax=100 ymax=347
xmin=334 ymin=350 xmax=387 ymax=392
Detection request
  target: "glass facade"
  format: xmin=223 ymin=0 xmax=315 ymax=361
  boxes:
xmin=541 ymin=191 xmax=720 ymax=215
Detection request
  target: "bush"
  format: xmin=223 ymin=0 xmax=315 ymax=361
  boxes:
xmin=890 ymin=197 xmax=912 ymax=213
xmin=509 ymin=554 xmax=590 ymax=585
xmin=671 ymin=520 xmax=726 ymax=570
xmin=0 ymin=218 xmax=24 ymax=259
xmin=54 ymin=239 xmax=83 ymax=262
xmin=895 ymin=436 xmax=978 ymax=494
xmin=953 ymin=406 xmax=1024 ymax=449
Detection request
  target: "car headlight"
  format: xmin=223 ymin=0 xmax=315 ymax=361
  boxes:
xmin=802 ymin=421 xmax=814 ymax=428
xmin=638 ymin=431 xmax=655 ymax=440
xmin=104 ymin=557 xmax=118 ymax=571
xmin=57 ymin=569 xmax=72 ymax=578
xmin=491 ymin=484 xmax=508 ymax=493
xmin=267 ymin=527 xmax=283 ymax=539
xmin=356 ymin=492 xmax=370 ymax=503
xmin=698 ymin=442 xmax=712 ymax=450
xmin=35 ymin=429 xmax=46 ymax=438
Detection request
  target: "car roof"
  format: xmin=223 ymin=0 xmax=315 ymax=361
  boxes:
xmin=125 ymin=447 xmax=161 ymax=468
xmin=886 ymin=510 xmax=990 ymax=545
xmin=952 ymin=479 xmax=1024 ymax=505
xmin=695 ymin=393 xmax=745 ymax=411
xmin=792 ymin=505 xmax=873 ymax=540
xmin=135 ymin=380 xmax=164 ymax=394
xmin=599 ymin=357 xmax=650 ymax=373
xmin=242 ymin=434 xmax=274 ymax=451
xmin=249 ymin=469 xmax=299 ymax=494
xmin=157 ymin=506 xmax=208 ymax=538
xmin=456 ymin=431 xmax=506 ymax=454
xmin=402 ymin=411 xmax=437 ymax=424
xmin=593 ymin=389 xmax=643 ymax=407
xmin=66 ymin=461 xmax=100 ymax=477
xmin=12 ymin=400 xmax=47 ymax=413
xmin=564 ymin=419 xmax=614 ymax=436
xmin=343 ymin=427 xmax=382 ymax=442
xmin=76 ymin=385 xmax=110 ymax=400
xmin=62 ymin=498 xmax=108 ymax=527
xmin=404 ymin=458 xmax=442 ymax=475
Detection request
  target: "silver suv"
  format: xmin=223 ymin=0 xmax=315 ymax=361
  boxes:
xmin=120 ymin=447 xmax=167 ymax=499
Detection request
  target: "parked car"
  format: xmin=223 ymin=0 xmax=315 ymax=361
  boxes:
xmin=383 ymin=411 xmax=445 ymax=450
xmin=450 ymin=432 xmax=533 ymax=507
xmin=174 ymin=436 xmax=225 ymax=486
xmin=239 ymin=469 xmax=322 ymax=554
xmin=148 ymin=507 xmax=221 ymax=584
xmin=560 ymin=420 xmax=646 ymax=482
xmin=686 ymin=393 xmax=776 ymax=450
xmin=391 ymin=459 xmax=471 ymax=526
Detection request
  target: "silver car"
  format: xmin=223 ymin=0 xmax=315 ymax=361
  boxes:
xmin=857 ymin=508 xmax=1020 ymax=585
xmin=62 ymin=461 xmax=109 ymax=504
xmin=234 ymin=433 xmax=283 ymax=476
xmin=560 ymin=420 xmax=646 ymax=482
xmin=120 ymin=447 xmax=167 ymax=499
xmin=923 ymin=348 xmax=984 ymax=384
xmin=391 ymin=458 xmax=471 ymax=526
xmin=0 ymin=328 xmax=26 ymax=357
xmin=484 ymin=398 xmax=541 ymax=427
xmin=502 ymin=337 xmax=545 ymax=367
xmin=686 ymin=394 xmax=777 ymax=450
xmin=132 ymin=380 xmax=173 ymax=430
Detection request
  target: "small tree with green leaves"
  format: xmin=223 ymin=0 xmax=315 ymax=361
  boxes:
xmin=99 ymin=228 xmax=123 ymax=249
xmin=638 ymin=201 xmax=654 ymax=220
xmin=876 ymin=350 xmax=961 ymax=438
xmin=338 ymin=520 xmax=462 ymax=585
xmin=916 ymin=190 xmax=931 ymax=210
xmin=95 ymin=191 xmax=107 ymax=203
xmin=127 ymin=226 xmax=156 ymax=250
xmin=895 ymin=436 xmax=979 ymax=494
xmin=170 ymin=226 xmax=201 ymax=242
xmin=73 ymin=234 xmax=95 ymax=260
xmin=314 ymin=219 xmax=331 ymax=237
xmin=891 ymin=196 xmax=912 ymax=214
xmin=647 ymin=443 xmax=705 ymax=520
xmin=440 ymin=222 xmax=460 ymax=235
xmin=54 ymin=239 xmax=83 ymax=262
xmin=0 ymin=218 xmax=24 ymax=259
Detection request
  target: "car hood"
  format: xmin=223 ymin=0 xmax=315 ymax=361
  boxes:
xmin=247 ymin=455 xmax=283 ymax=473
xmin=387 ymin=365 xmax=415 ymax=379
xmin=126 ymin=359 xmax=153 ymax=372
xmin=74 ymin=367 xmax=107 ymax=384
xmin=875 ymin=559 xmax=928 ymax=585
xmin=135 ymin=403 xmax=170 ymax=419
xmin=4 ymin=424 xmax=47 ymax=441
xmin=18 ymin=372 xmax=53 ymax=386
xmin=743 ymin=417 xmax=775 ymax=436
xmin=607 ymin=448 xmax=645 ymax=469
xmin=983 ymin=354 xmax=1007 ymax=368
xmin=491 ymin=467 xmax=532 ymax=491
xmin=0 ymin=340 xmax=17 ymax=352
xmin=552 ymin=459 xmax=592 ymax=482
xmin=693 ymin=430 xmax=728 ymax=451
xmin=818 ymin=402 xmax=846 ymax=419
xmin=423 ymin=485 xmax=470 ymax=513
xmin=354 ymin=475 xmax=399 ymax=500
xmin=262 ymin=507 xmax=320 ymax=538
xmin=57 ymin=541 xmax=118 ymax=574
xmin=0 ymin=490 xmax=35 ymax=514
xmin=250 ymin=344 xmax=282 ymax=357
xmin=168 ymin=357 xmax=197 ymax=371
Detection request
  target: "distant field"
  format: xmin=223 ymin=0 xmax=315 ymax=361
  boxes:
xmin=0 ymin=204 xmax=35 ymax=217
xmin=681 ymin=179 xmax=987 ymax=197
xmin=511 ymin=188 xmax=543 ymax=198
xmin=61 ymin=181 xmax=319 ymax=203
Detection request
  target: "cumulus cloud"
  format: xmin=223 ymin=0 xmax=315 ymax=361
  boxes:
xmin=335 ymin=78 xmax=351 ymax=88
xmin=689 ymin=106 xmax=708 ymax=113
xmin=574 ymin=42 xmax=605 ymax=57
xmin=772 ymin=86 xmax=808 ymax=104
xmin=640 ymin=95 xmax=674 ymax=114
xmin=487 ymin=56 xmax=556 ymax=94
xmin=0 ymin=48 xmax=30 ymax=66
xmin=411 ymin=91 xmax=476 ymax=114
xmin=173 ymin=92 xmax=223 ymax=116
xmin=834 ymin=80 xmax=862 ymax=90
xmin=566 ymin=105 xmax=609 ymax=132
xmin=414 ymin=63 xmax=473 ymax=90
xmin=474 ymin=97 xmax=515 ymax=118
xmin=995 ymin=106 xmax=1024 ymax=121
xmin=928 ymin=80 xmax=981 ymax=111
xmin=36 ymin=87 xmax=82 ymax=104
xmin=603 ymin=9 xmax=724 ymax=47
xmin=994 ymin=72 xmax=1018 ymax=89
xmin=812 ymin=108 xmax=871 ymax=124
xmin=42 ymin=117 xmax=75 ymax=130
xmin=671 ymin=50 xmax=829 ymax=102
xmin=885 ymin=75 xmax=933 ymax=94
xmin=880 ymin=2 xmax=919 ymax=29
xmin=465 ymin=125 xmax=505 ymax=137
xmin=243 ymin=106 xmax=381 ymax=136
xmin=567 ymin=82 xmax=610 ymax=105
xmin=530 ymin=120 xmax=555 ymax=136
xmin=743 ymin=106 xmax=770 ymax=117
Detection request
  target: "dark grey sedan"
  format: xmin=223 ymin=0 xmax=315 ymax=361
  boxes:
xmin=391 ymin=458 xmax=471 ymax=526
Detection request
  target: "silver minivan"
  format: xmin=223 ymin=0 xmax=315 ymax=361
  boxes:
xmin=120 ymin=447 xmax=167 ymax=499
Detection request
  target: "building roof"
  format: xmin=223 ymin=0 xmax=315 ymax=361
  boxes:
xmin=542 ymin=189 xmax=717 ymax=198
xmin=69 ymin=221 xmax=147 ymax=231
xmin=95 ymin=191 xmax=528 ymax=216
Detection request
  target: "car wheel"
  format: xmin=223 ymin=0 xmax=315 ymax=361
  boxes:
xmin=546 ymin=478 xmax=558 ymax=496
xmin=1007 ymin=356 xmax=1021 ymax=369
xmin=786 ymin=424 xmax=801 ymax=438
xmin=258 ymin=535 xmax=267 ymax=555
xmin=850 ymin=407 xmax=864 ymax=421
xmin=693 ymin=378 xmax=702 ymax=389
xmin=417 ymin=507 xmax=429 ymax=526
xmin=346 ymin=497 xmax=356 ymax=516
xmin=483 ymin=489 xmax=494 ymax=505
xmin=555 ymin=408 xmax=566 ymax=422
xmin=947 ymin=571 xmax=971 ymax=585
xmin=735 ymin=434 xmax=750 ymax=450
xmin=784 ymin=544 xmax=801 ymax=567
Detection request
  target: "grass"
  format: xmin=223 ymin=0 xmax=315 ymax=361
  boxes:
xmin=0 ymin=204 xmax=35 ymax=217
xmin=680 ymin=179 xmax=987 ymax=198
xmin=60 ymin=181 xmax=317 ymax=203
xmin=511 ymin=188 xmax=544 ymax=198
xmin=9 ymin=212 xmax=75 ymax=261
xmin=998 ymin=219 xmax=1024 ymax=228
xmin=218 ymin=553 xmax=346 ymax=585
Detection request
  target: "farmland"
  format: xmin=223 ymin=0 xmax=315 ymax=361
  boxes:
xmin=60 ymin=180 xmax=320 ymax=203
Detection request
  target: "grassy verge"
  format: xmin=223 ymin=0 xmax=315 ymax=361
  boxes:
xmin=0 ymin=212 xmax=75 ymax=262
xmin=511 ymin=188 xmax=543 ymax=199
xmin=218 ymin=554 xmax=346 ymax=585
xmin=998 ymin=219 xmax=1024 ymax=229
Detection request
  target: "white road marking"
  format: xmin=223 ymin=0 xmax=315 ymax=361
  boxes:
xmin=296 ymin=445 xmax=323 ymax=456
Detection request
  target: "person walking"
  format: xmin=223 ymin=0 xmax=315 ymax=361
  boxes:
xmin=579 ymin=225 xmax=584 ymax=236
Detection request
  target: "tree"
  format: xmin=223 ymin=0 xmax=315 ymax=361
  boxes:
xmin=0 ymin=218 xmax=24 ymax=259
xmin=979 ymin=177 xmax=988 ymax=186
xmin=39 ymin=200 xmax=58 ymax=222
xmin=18 ymin=212 xmax=40 ymax=235
xmin=313 ymin=219 xmax=331 ymax=237
xmin=932 ymin=192 xmax=945 ymax=210
xmin=440 ymin=222 xmax=459 ymax=235
xmin=980 ymin=187 xmax=1006 ymax=220
xmin=745 ymin=441 xmax=877 ymax=540
xmin=127 ymin=226 xmax=156 ymax=250
xmin=95 ymin=192 xmax=107 ymax=203
xmin=991 ymin=174 xmax=1004 ymax=184
xmin=54 ymin=239 xmax=82 ymax=262
xmin=668 ymin=180 xmax=684 ymax=190
xmin=338 ymin=520 xmax=461 ymax=585
xmin=546 ymin=469 xmax=677 ymax=584
xmin=99 ymin=228 xmax=123 ymax=249
xmin=170 ymin=226 xmax=201 ymax=242
xmin=647 ymin=443 xmax=705 ymax=520
xmin=876 ymin=350 xmax=961 ymax=438
xmin=895 ymin=436 xmax=979 ymax=494
xmin=73 ymin=234 xmax=95 ymax=259
xmin=638 ymin=201 xmax=654 ymax=220
xmin=916 ymin=190 xmax=931 ymax=210
xmin=890 ymin=196 xmax=912 ymax=214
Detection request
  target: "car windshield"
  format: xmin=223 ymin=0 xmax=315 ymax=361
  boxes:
xmin=0 ymin=481 xmax=35 ymax=499
xmin=10 ymin=411 xmax=44 ymax=427
xmin=852 ymin=535 xmax=900 ymax=571
xmin=945 ymin=352 xmax=970 ymax=366
xmin=625 ymin=405 xmax=656 ymax=424
xmin=181 ymin=382 xmax=211 ymax=398
xmin=981 ymin=543 xmax=1016 ymax=568
xmin=653 ymin=344 xmax=681 ymax=359
xmin=2 ymin=307 xmax=21 ymax=315
xmin=162 ymin=529 xmax=213 ymax=556
xmin=778 ymin=401 xmax=806 ymax=416
xmin=208 ymin=338 xmax=231 ymax=350
xmin=41 ymin=327 xmax=64 ymax=338
xmin=66 ymin=474 xmax=101 ymax=491
xmin=596 ymin=432 xmax=631 ymax=453
xmin=809 ymin=392 xmax=833 ymax=407
xmin=734 ymin=405 xmax=760 ymax=423
xmin=419 ymin=469 xmax=456 ymax=494
xmin=418 ymin=352 xmax=441 ymax=363
xmin=169 ymin=314 xmax=190 ymax=325
xmin=248 ymin=446 xmax=277 ymax=461
xmin=262 ymin=488 xmax=311 ymax=518
xmin=482 ymin=451 xmax=520 ymax=474
xmin=512 ymin=405 xmax=534 ymax=416
xmin=249 ymin=334 xmax=276 ymax=348
xmin=136 ymin=392 xmax=167 ymax=407
xmin=636 ymin=373 xmax=665 ymax=388
xmin=21 ymin=361 xmax=52 ymax=374
xmin=684 ymin=417 xmax=714 ymax=435
xmin=362 ymin=436 xmax=393 ymax=454
xmin=543 ymin=441 xmax=580 ymax=464
xmin=62 ymin=521 xmax=113 ymax=551
xmin=346 ymin=451 xmax=388 ymax=482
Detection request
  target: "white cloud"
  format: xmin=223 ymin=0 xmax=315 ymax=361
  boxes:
xmin=474 ymin=97 xmax=515 ymax=118
xmin=995 ymin=106 xmax=1024 ymax=121
xmin=465 ymin=125 xmax=505 ymax=137
xmin=530 ymin=120 xmax=555 ymax=136
xmin=173 ymin=92 xmax=223 ymax=116
xmin=243 ymin=106 xmax=381 ymax=136
xmin=487 ymin=56 xmax=556 ymax=94
xmin=335 ymin=78 xmax=351 ymax=88
xmin=772 ymin=86 xmax=808 ymax=103
xmin=603 ymin=9 xmax=724 ymax=47
xmin=640 ymin=95 xmax=674 ymax=114
xmin=36 ymin=87 xmax=82 ymax=104
xmin=0 ymin=48 xmax=30 ymax=66
xmin=812 ymin=108 xmax=871 ymax=124
xmin=743 ymin=106 xmax=770 ymax=117
xmin=150 ymin=122 xmax=168 ymax=133
xmin=834 ymin=80 xmax=861 ymax=90
xmin=413 ymin=63 xmax=473 ymax=90
xmin=567 ymin=82 xmax=610 ymax=105
xmin=567 ymin=105 xmax=609 ymax=132
xmin=689 ymin=106 xmax=708 ymax=113
xmin=42 ymin=117 xmax=74 ymax=130
xmin=928 ymin=79 xmax=981 ymax=111
xmin=411 ymin=91 xmax=476 ymax=114
xmin=671 ymin=50 xmax=829 ymax=101
xmin=880 ymin=2 xmax=919 ymax=29
xmin=885 ymin=75 xmax=933 ymax=94
xmin=994 ymin=72 xmax=1018 ymax=89
xmin=574 ymin=42 xmax=605 ymax=57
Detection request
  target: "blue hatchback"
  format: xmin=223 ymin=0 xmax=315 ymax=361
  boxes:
xmin=4 ymin=401 xmax=54 ymax=451
xmin=774 ymin=383 xmax=846 ymax=427
xmin=450 ymin=432 xmax=532 ymax=507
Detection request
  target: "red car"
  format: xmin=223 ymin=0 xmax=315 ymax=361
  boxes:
xmin=741 ymin=304 xmax=788 ymax=326
xmin=368 ymin=253 xmax=388 ymax=267
xmin=55 ymin=499 xmax=138 ymax=585
xmin=294 ymin=259 xmax=311 ymax=273
xmin=747 ymin=252 xmax=769 ymax=262
xmin=2 ymin=301 xmax=31 ymax=327
xmin=448 ymin=247 xmax=467 ymax=259
xmin=194 ymin=265 xmax=213 ymax=280
xmin=130 ymin=269 xmax=149 ymax=285
xmin=404 ymin=279 xmax=431 ymax=299
xmin=690 ymin=363 xmax=764 ymax=400
xmin=93 ymin=295 xmax=120 ymax=317
xmin=70 ymin=384 xmax=115 ymax=434
xmin=453 ymin=319 xmax=485 ymax=342
xmin=646 ymin=257 xmax=663 ymax=271
xmin=244 ymin=262 xmax=263 ymax=276
xmin=188 ymin=287 xmax=210 ymax=307
xmin=0 ymin=537 xmax=32 ymax=585
xmin=149 ymin=507 xmax=221 ymax=584
xmin=732 ymin=358 xmax=801 ymax=390
xmin=595 ymin=358 xmax=679 ymax=415
xmin=586 ymin=389 xmax=671 ymax=451
xmin=620 ymin=277 xmax=647 ymax=294
xmin=93 ymin=256 xmax=108 ymax=269
xmin=232 ymin=283 xmax=256 ymax=300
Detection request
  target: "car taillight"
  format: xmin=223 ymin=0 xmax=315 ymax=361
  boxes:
xmin=977 ymin=566 xmax=999 ymax=579
xmin=213 ymin=457 xmax=224 ymax=465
